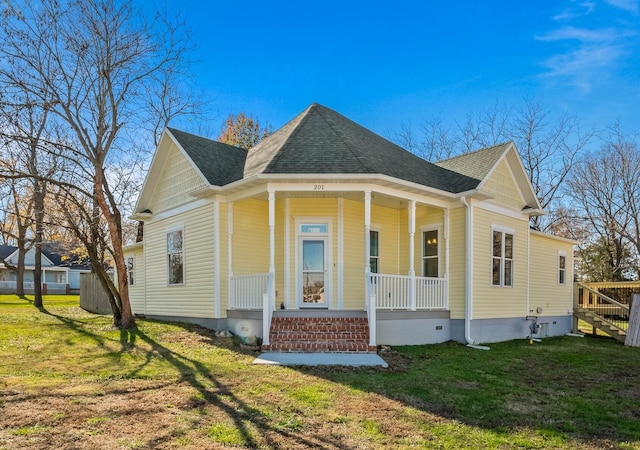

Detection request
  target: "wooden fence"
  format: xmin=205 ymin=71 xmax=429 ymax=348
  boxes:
xmin=79 ymin=272 xmax=112 ymax=315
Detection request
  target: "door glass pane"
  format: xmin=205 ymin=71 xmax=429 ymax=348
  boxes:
xmin=303 ymin=272 xmax=325 ymax=303
xmin=303 ymin=240 xmax=324 ymax=271
xmin=302 ymin=240 xmax=325 ymax=304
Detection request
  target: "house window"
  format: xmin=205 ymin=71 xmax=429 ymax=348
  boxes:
xmin=167 ymin=228 xmax=184 ymax=285
xmin=492 ymin=229 xmax=513 ymax=287
xmin=558 ymin=252 xmax=566 ymax=285
xmin=422 ymin=229 xmax=439 ymax=277
xmin=370 ymin=230 xmax=379 ymax=274
xmin=127 ymin=257 xmax=135 ymax=286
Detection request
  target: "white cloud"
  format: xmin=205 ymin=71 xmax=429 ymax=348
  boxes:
xmin=538 ymin=2 xmax=639 ymax=91
xmin=553 ymin=1 xmax=596 ymax=21
xmin=537 ymin=26 xmax=621 ymax=43
xmin=604 ymin=0 xmax=640 ymax=13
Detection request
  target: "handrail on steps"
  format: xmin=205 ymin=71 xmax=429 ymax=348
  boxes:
xmin=262 ymin=272 xmax=275 ymax=347
xmin=365 ymin=272 xmax=377 ymax=347
xmin=576 ymin=282 xmax=630 ymax=311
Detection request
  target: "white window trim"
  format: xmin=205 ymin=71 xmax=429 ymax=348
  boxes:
xmin=421 ymin=224 xmax=441 ymax=278
xmin=167 ymin=225 xmax=185 ymax=286
xmin=491 ymin=225 xmax=515 ymax=288
xmin=558 ymin=251 xmax=567 ymax=286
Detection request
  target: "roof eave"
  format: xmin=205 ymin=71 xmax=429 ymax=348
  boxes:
xmin=199 ymin=173 xmax=465 ymax=201
xmin=456 ymin=189 xmax=495 ymax=201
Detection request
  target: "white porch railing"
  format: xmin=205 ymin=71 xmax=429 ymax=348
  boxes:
xmin=46 ymin=282 xmax=68 ymax=291
xmin=0 ymin=281 xmax=44 ymax=291
xmin=370 ymin=273 xmax=448 ymax=310
xmin=229 ymin=273 xmax=270 ymax=309
xmin=415 ymin=277 xmax=448 ymax=309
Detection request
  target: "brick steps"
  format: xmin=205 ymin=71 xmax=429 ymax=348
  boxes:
xmin=263 ymin=316 xmax=376 ymax=353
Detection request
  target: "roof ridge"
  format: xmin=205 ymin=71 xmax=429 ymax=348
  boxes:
xmin=436 ymin=141 xmax=512 ymax=164
xmin=263 ymin=104 xmax=316 ymax=171
xmin=314 ymin=105 xmax=372 ymax=172
xmin=167 ymin=127 xmax=247 ymax=153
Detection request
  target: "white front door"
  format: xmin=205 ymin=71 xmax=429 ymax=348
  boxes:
xmin=297 ymin=222 xmax=331 ymax=308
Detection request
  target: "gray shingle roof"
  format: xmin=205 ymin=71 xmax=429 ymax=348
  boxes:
xmin=168 ymin=104 xmax=483 ymax=193
xmin=168 ymin=127 xmax=247 ymax=186
xmin=246 ymin=103 xmax=480 ymax=193
xmin=435 ymin=142 xmax=511 ymax=181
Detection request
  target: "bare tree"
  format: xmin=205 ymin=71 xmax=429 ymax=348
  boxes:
xmin=391 ymin=99 xmax=594 ymax=231
xmin=0 ymin=0 xmax=198 ymax=327
xmin=568 ymin=123 xmax=640 ymax=280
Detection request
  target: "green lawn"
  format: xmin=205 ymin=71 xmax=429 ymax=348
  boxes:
xmin=1 ymin=295 xmax=639 ymax=449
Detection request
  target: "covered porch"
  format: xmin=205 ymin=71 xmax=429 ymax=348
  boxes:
xmin=220 ymin=181 xmax=457 ymax=347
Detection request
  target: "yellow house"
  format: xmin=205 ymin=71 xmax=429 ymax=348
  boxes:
xmin=124 ymin=103 xmax=574 ymax=351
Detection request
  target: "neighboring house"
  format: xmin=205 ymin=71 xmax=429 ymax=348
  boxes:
xmin=0 ymin=244 xmax=77 ymax=294
xmin=124 ymin=103 xmax=574 ymax=349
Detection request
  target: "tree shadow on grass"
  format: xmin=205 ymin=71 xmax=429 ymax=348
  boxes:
xmin=37 ymin=305 xmax=109 ymax=349
xmin=294 ymin=339 xmax=640 ymax=448
xmin=129 ymin=325 xmax=353 ymax=449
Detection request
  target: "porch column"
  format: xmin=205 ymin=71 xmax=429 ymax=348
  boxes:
xmin=408 ymin=200 xmax=416 ymax=311
xmin=228 ymin=202 xmax=234 ymax=309
xmin=444 ymin=208 xmax=450 ymax=280
xmin=268 ymin=190 xmax=276 ymax=305
xmin=214 ymin=200 xmax=221 ymax=317
xmin=364 ymin=191 xmax=371 ymax=276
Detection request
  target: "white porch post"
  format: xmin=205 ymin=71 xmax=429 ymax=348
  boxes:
xmin=364 ymin=191 xmax=371 ymax=277
xmin=227 ymin=202 xmax=234 ymax=309
xmin=444 ymin=208 xmax=450 ymax=280
xmin=213 ymin=200 xmax=221 ymax=317
xmin=268 ymin=189 xmax=276 ymax=306
xmin=408 ymin=200 xmax=416 ymax=311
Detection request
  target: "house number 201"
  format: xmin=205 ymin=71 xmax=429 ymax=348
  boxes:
xmin=313 ymin=185 xmax=324 ymax=191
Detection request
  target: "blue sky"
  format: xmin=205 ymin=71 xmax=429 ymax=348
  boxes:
xmin=173 ymin=0 xmax=640 ymax=141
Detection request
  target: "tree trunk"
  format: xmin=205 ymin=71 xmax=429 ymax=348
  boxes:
xmin=32 ymin=181 xmax=45 ymax=308
xmin=94 ymin=168 xmax=134 ymax=329
xmin=16 ymin=246 xmax=25 ymax=298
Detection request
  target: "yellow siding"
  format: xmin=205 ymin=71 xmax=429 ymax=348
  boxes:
xmin=529 ymin=233 xmax=574 ymax=316
xmin=342 ymin=199 xmax=365 ymax=309
xmin=397 ymin=208 xmax=409 ymax=274
xmin=482 ymin=160 xmax=524 ymax=211
xmin=448 ymin=207 xmax=466 ymax=319
xmin=472 ymin=206 xmax=529 ymax=319
xmin=123 ymin=246 xmax=145 ymax=315
xmin=232 ymin=199 xmax=269 ymax=275
xmin=144 ymin=202 xmax=217 ymax=318
xmin=149 ymin=142 xmax=207 ymax=214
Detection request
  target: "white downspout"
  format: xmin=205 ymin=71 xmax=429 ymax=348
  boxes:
xmin=460 ymin=196 xmax=489 ymax=350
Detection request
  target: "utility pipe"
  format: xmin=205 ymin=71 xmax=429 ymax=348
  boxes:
xmin=460 ymin=196 xmax=489 ymax=350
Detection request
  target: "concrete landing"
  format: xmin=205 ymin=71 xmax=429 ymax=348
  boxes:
xmin=253 ymin=352 xmax=388 ymax=368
